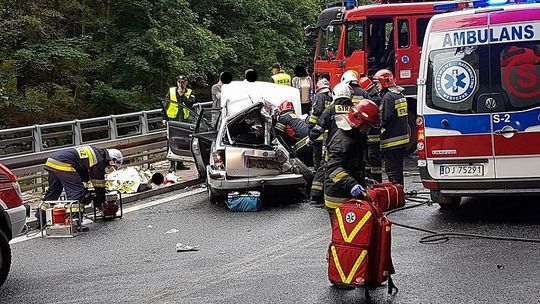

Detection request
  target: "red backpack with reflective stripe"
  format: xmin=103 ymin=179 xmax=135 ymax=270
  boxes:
xmin=328 ymin=200 xmax=398 ymax=298
xmin=367 ymin=182 xmax=405 ymax=212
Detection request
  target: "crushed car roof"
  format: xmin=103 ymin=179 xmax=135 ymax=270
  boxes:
xmin=220 ymin=81 xmax=302 ymax=117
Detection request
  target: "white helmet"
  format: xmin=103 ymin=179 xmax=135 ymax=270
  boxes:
xmin=332 ymin=82 xmax=353 ymax=102
xmin=107 ymin=149 xmax=124 ymax=166
xmin=341 ymin=70 xmax=359 ymax=84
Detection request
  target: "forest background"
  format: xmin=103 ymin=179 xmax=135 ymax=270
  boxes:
xmin=0 ymin=0 xmax=345 ymax=128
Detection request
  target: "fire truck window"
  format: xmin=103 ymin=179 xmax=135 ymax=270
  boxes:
xmin=416 ymin=18 xmax=430 ymax=47
xmin=318 ymin=25 xmax=342 ymax=60
xmin=497 ymin=42 xmax=540 ymax=110
xmin=345 ymin=21 xmax=364 ymax=57
xmin=426 ymin=47 xmax=485 ymax=113
xmin=397 ymin=20 xmax=409 ymax=49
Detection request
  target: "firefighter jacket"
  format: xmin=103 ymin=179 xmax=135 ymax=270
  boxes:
xmin=275 ymin=111 xmax=309 ymax=149
xmin=309 ymin=98 xmax=353 ymax=145
xmin=324 ymin=129 xmax=365 ymax=209
xmin=379 ymin=86 xmax=410 ymax=151
xmin=163 ymin=86 xmax=195 ymax=121
xmin=45 ymin=146 xmax=109 ymax=203
xmin=307 ymin=92 xmax=333 ymax=132
xmin=271 ymin=72 xmax=292 ymax=86
xmin=350 ymin=84 xmax=369 ymax=104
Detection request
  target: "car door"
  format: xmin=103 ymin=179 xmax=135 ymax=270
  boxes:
xmin=167 ymin=104 xmax=199 ymax=161
xmin=191 ymin=108 xmax=221 ymax=178
xmin=488 ymin=9 xmax=540 ymax=179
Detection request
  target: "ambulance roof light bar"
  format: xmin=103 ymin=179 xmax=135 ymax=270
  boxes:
xmin=433 ymin=0 xmax=540 ymax=11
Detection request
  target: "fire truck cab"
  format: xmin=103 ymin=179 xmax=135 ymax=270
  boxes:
xmin=416 ymin=0 xmax=540 ymax=207
xmin=308 ymin=0 xmax=450 ymax=153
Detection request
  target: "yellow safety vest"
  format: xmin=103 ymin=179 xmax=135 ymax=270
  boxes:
xmin=272 ymin=73 xmax=292 ymax=86
xmin=166 ymin=87 xmax=193 ymax=120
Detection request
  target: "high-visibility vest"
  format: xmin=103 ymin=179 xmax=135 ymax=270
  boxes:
xmin=272 ymin=73 xmax=292 ymax=86
xmin=166 ymin=87 xmax=193 ymax=120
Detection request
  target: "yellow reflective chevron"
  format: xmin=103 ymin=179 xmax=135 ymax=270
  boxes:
xmin=331 ymin=245 xmax=368 ymax=284
xmin=335 ymin=208 xmax=372 ymax=243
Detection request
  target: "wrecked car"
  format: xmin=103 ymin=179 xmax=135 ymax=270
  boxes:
xmin=167 ymin=81 xmax=312 ymax=203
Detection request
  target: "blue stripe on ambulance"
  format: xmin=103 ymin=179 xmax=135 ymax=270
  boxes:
xmin=424 ymin=113 xmax=492 ymax=134
xmin=492 ymin=107 xmax=540 ymax=132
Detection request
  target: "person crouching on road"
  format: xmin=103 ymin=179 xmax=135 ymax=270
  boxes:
xmin=275 ymin=100 xmax=310 ymax=151
xmin=324 ymin=100 xmax=380 ymax=210
xmin=38 ymin=146 xmax=123 ymax=226
xmin=373 ymin=69 xmax=410 ymax=185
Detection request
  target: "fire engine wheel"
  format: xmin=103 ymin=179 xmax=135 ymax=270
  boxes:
xmin=0 ymin=229 xmax=12 ymax=288
xmin=430 ymin=190 xmax=461 ymax=209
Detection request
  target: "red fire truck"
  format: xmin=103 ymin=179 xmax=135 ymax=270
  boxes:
xmin=307 ymin=0 xmax=458 ymax=152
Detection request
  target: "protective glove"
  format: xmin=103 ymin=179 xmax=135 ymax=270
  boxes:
xmin=350 ymin=184 xmax=366 ymax=198
xmin=306 ymin=138 xmax=314 ymax=147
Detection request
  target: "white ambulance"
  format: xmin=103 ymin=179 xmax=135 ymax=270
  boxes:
xmin=416 ymin=1 xmax=540 ymax=207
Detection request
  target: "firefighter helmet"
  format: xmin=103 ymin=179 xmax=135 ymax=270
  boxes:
xmin=359 ymin=77 xmax=375 ymax=91
xmin=315 ymin=78 xmax=330 ymax=93
xmin=341 ymin=70 xmax=359 ymax=84
xmin=107 ymin=149 xmax=124 ymax=166
xmin=332 ymin=82 xmax=353 ymax=101
xmin=348 ymin=100 xmax=380 ymax=128
xmin=373 ymin=69 xmax=396 ymax=88
xmin=278 ymin=100 xmax=295 ymax=113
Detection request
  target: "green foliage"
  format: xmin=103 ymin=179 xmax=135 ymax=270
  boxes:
xmin=0 ymin=0 xmax=326 ymax=128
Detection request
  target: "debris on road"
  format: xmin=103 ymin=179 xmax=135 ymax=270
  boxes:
xmin=165 ymin=229 xmax=179 ymax=234
xmin=176 ymin=243 xmax=200 ymax=252
xmin=147 ymin=225 xmax=153 ymax=228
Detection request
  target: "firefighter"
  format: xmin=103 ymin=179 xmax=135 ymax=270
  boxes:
xmin=275 ymin=100 xmax=309 ymax=149
xmin=308 ymin=82 xmax=354 ymax=205
xmin=307 ymin=78 xmax=333 ymax=170
xmin=374 ymin=69 xmax=410 ymax=185
xmin=359 ymin=76 xmax=383 ymax=182
xmin=341 ymin=70 xmax=369 ymax=103
xmin=38 ymin=146 xmax=123 ymax=226
xmin=324 ymin=100 xmax=380 ymax=210
xmin=270 ymin=63 xmax=292 ymax=86
xmin=161 ymin=75 xmax=195 ymax=172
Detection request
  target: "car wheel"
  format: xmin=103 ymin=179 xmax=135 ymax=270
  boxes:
xmin=0 ymin=229 xmax=12 ymax=288
xmin=430 ymin=190 xmax=461 ymax=209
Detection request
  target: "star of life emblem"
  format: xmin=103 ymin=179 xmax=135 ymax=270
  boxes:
xmin=435 ymin=60 xmax=477 ymax=104
xmin=345 ymin=212 xmax=356 ymax=224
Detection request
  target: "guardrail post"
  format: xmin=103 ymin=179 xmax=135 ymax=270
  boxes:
xmin=74 ymin=120 xmax=82 ymax=145
xmin=32 ymin=125 xmax=43 ymax=152
xmin=110 ymin=115 xmax=118 ymax=140
xmin=141 ymin=111 xmax=149 ymax=134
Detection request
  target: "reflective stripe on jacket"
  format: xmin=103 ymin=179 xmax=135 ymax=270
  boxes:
xmin=166 ymin=87 xmax=193 ymax=120
xmin=379 ymin=87 xmax=410 ymax=151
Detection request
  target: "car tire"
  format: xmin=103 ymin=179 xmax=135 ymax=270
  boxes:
xmin=0 ymin=229 xmax=12 ymax=288
xmin=430 ymin=190 xmax=461 ymax=209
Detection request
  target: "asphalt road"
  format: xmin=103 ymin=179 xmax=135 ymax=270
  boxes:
xmin=2 ymin=159 xmax=540 ymax=304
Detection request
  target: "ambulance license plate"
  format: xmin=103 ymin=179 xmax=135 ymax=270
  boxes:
xmin=439 ymin=165 xmax=484 ymax=177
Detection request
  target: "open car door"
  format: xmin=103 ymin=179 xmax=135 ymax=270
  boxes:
xmin=191 ymin=108 xmax=221 ymax=178
xmin=167 ymin=104 xmax=199 ymax=161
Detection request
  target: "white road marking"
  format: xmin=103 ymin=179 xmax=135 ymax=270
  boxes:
xmin=9 ymin=188 xmax=206 ymax=245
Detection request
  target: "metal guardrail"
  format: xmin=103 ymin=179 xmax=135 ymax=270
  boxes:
xmin=0 ymin=102 xmax=212 ymax=193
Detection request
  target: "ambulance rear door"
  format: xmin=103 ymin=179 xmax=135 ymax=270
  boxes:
xmin=488 ymin=8 xmax=540 ymax=179
xmin=421 ymin=11 xmax=497 ymax=181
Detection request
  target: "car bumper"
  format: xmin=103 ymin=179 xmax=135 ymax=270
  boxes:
xmin=207 ymin=167 xmax=306 ymax=192
xmin=6 ymin=204 xmax=27 ymax=239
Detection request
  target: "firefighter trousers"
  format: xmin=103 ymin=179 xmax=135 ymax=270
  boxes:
xmin=312 ymin=141 xmax=323 ymax=171
xmin=43 ymin=169 xmax=87 ymax=202
xmin=367 ymin=143 xmax=383 ymax=183
xmin=382 ymin=147 xmax=406 ymax=185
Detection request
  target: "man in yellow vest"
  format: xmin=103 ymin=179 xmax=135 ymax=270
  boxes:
xmin=270 ymin=63 xmax=291 ymax=86
xmin=161 ymin=75 xmax=196 ymax=172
